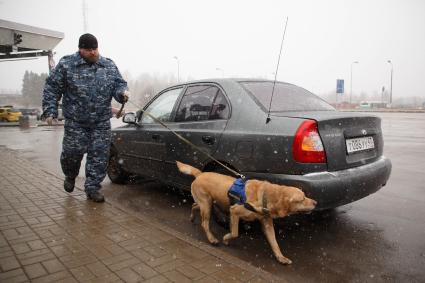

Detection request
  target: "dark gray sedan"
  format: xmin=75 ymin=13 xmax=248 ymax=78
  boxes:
xmin=108 ymin=79 xmax=392 ymax=210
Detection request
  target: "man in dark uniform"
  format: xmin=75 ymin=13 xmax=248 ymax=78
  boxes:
xmin=42 ymin=33 xmax=129 ymax=202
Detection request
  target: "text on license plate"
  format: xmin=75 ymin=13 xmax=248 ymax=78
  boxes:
xmin=346 ymin=136 xmax=375 ymax=153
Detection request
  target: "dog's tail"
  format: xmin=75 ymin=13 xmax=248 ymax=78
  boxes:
xmin=176 ymin=161 xmax=202 ymax=178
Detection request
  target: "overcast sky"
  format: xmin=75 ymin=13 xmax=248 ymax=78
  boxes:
xmin=1 ymin=0 xmax=424 ymax=98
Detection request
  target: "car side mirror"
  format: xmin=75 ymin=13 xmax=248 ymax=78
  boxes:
xmin=122 ymin=112 xmax=137 ymax=124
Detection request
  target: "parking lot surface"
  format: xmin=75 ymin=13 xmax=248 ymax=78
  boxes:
xmin=1 ymin=112 xmax=424 ymax=282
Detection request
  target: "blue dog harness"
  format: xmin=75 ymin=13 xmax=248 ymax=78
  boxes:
xmin=228 ymin=178 xmax=247 ymax=205
xmin=227 ymin=178 xmax=270 ymax=215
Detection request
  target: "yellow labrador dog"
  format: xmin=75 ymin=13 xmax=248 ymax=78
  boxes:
xmin=176 ymin=161 xmax=317 ymax=265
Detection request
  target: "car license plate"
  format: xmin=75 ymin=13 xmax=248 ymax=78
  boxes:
xmin=346 ymin=136 xmax=375 ymax=154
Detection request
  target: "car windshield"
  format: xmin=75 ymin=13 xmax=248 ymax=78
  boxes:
xmin=239 ymin=81 xmax=335 ymax=112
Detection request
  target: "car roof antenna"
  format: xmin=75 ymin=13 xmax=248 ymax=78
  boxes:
xmin=266 ymin=16 xmax=289 ymax=124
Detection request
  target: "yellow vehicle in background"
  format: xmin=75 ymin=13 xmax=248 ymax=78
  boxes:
xmin=0 ymin=107 xmax=23 ymax=122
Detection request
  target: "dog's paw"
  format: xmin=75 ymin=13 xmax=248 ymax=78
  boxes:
xmin=209 ymin=238 xmax=219 ymax=246
xmin=276 ymin=255 xmax=292 ymax=265
xmin=222 ymin=233 xmax=231 ymax=245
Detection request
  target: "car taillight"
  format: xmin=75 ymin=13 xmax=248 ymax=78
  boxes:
xmin=293 ymin=120 xmax=326 ymax=163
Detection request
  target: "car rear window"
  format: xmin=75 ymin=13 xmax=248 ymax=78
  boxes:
xmin=239 ymin=81 xmax=335 ymax=111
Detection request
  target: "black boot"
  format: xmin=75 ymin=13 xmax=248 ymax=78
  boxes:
xmin=64 ymin=177 xmax=75 ymax=193
xmin=87 ymin=191 xmax=105 ymax=203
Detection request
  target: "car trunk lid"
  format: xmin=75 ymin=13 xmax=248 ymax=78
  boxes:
xmin=272 ymin=111 xmax=384 ymax=171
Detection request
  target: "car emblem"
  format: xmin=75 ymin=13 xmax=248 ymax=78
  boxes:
xmin=361 ymin=129 xmax=367 ymax=135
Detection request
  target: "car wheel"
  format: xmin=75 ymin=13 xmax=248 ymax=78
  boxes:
xmin=208 ymin=164 xmax=246 ymax=228
xmin=209 ymin=164 xmax=262 ymax=231
xmin=107 ymin=149 xmax=129 ymax=184
xmin=212 ymin=203 xmax=230 ymax=228
xmin=212 ymin=198 xmax=260 ymax=232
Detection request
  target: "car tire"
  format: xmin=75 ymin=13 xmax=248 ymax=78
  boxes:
xmin=209 ymin=164 xmax=263 ymax=232
xmin=209 ymin=164 xmax=248 ymax=228
xmin=212 ymin=198 xmax=261 ymax=232
xmin=107 ymin=149 xmax=129 ymax=184
xmin=212 ymin=203 xmax=230 ymax=228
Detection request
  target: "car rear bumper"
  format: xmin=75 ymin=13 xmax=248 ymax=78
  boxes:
xmin=244 ymin=156 xmax=392 ymax=210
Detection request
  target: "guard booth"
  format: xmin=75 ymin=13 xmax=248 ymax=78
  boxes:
xmin=0 ymin=19 xmax=64 ymax=72
xmin=0 ymin=20 xmax=63 ymax=127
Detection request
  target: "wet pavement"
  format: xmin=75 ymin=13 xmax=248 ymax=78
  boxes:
xmin=1 ymin=112 xmax=425 ymax=282
xmin=0 ymin=147 xmax=278 ymax=282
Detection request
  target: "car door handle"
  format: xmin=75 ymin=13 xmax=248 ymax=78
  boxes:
xmin=152 ymin=134 xmax=161 ymax=140
xmin=202 ymin=135 xmax=215 ymax=145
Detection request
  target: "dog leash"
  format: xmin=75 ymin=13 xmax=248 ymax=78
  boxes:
xmin=115 ymin=100 xmax=126 ymax=118
xmin=126 ymin=99 xmax=245 ymax=179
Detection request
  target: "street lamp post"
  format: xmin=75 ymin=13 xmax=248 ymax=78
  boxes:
xmin=387 ymin=60 xmax=393 ymax=105
xmin=215 ymin=67 xmax=224 ymax=78
xmin=350 ymin=61 xmax=359 ymax=105
xmin=173 ymin=56 xmax=180 ymax=83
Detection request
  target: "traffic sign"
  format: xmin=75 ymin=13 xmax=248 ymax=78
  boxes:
xmin=336 ymin=79 xmax=344 ymax=94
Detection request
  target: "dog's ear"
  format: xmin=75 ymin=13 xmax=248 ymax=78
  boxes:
xmin=289 ymin=192 xmax=304 ymax=203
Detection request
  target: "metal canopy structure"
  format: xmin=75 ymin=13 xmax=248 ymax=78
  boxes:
xmin=0 ymin=19 xmax=64 ymax=67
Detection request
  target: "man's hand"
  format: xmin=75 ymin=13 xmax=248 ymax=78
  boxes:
xmin=123 ymin=90 xmax=130 ymax=103
xmin=112 ymin=107 xmax=125 ymax=118
xmin=45 ymin=116 xmax=57 ymax=126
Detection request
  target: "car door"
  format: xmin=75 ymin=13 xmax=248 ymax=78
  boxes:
xmin=163 ymin=84 xmax=231 ymax=187
xmin=120 ymin=87 xmax=183 ymax=179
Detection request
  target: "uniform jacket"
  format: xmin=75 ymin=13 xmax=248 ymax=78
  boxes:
xmin=42 ymin=52 xmax=128 ymax=123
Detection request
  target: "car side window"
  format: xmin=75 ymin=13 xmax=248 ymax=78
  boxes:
xmin=141 ymin=87 xmax=182 ymax=124
xmin=175 ymin=85 xmax=229 ymax=122
xmin=210 ymin=90 xmax=230 ymax=120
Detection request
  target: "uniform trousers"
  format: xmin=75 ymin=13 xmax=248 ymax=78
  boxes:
xmin=60 ymin=119 xmax=111 ymax=194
